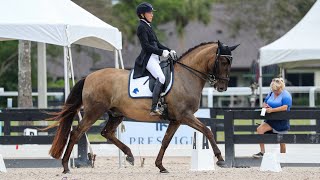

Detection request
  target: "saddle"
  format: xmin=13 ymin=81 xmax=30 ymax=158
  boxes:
xmin=128 ymin=58 xmax=174 ymax=99
xmin=128 ymin=58 xmax=174 ymax=119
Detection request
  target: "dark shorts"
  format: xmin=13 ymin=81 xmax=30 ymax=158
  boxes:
xmin=264 ymin=119 xmax=290 ymax=132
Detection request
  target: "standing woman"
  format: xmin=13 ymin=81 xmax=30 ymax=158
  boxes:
xmin=133 ymin=2 xmax=177 ymax=116
xmin=253 ymin=77 xmax=292 ymax=158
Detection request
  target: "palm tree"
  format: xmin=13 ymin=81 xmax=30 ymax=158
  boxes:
xmin=18 ymin=40 xmax=33 ymax=126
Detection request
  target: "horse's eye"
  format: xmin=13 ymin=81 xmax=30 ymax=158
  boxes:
xmin=222 ymin=60 xmax=228 ymax=65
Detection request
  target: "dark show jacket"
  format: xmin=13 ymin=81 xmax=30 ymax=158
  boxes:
xmin=133 ymin=19 xmax=170 ymax=79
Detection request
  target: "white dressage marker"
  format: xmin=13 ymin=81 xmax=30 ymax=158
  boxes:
xmin=260 ymin=152 xmax=282 ymax=172
xmin=190 ymin=129 xmax=215 ymax=171
xmin=24 ymin=128 xmax=38 ymax=136
xmin=0 ymin=154 xmax=7 ymax=173
xmin=190 ymin=109 xmax=215 ymax=171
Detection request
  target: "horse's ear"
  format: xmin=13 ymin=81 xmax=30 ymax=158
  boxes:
xmin=229 ymin=44 xmax=240 ymax=51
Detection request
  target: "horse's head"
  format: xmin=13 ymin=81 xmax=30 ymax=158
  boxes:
xmin=176 ymin=41 xmax=239 ymax=93
xmin=210 ymin=41 xmax=239 ymax=92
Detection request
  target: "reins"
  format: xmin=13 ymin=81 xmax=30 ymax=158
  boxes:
xmin=174 ymin=59 xmax=218 ymax=85
xmin=171 ymin=47 xmax=231 ymax=86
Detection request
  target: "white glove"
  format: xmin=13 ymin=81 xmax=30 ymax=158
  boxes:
xmin=169 ymin=50 xmax=178 ymax=60
xmin=169 ymin=50 xmax=177 ymax=57
xmin=162 ymin=50 xmax=170 ymax=58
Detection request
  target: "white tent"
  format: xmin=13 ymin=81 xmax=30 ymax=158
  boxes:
xmin=0 ymin=0 xmax=124 ymax=163
xmin=258 ymin=0 xmax=320 ymax=105
xmin=0 ymin=0 xmax=124 ymax=106
xmin=0 ymin=0 xmax=122 ymax=51
xmin=259 ymin=0 xmax=320 ymax=68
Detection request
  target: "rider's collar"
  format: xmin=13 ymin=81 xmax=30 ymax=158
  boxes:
xmin=140 ymin=19 xmax=151 ymax=27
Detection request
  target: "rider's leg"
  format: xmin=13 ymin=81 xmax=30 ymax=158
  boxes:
xmin=146 ymin=54 xmax=165 ymax=115
xmin=146 ymin=54 xmax=165 ymax=84
xmin=150 ymin=78 xmax=163 ymax=115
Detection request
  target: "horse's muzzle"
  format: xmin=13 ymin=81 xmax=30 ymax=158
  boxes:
xmin=217 ymin=86 xmax=227 ymax=92
xmin=215 ymin=83 xmax=227 ymax=92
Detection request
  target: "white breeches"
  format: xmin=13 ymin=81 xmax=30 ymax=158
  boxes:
xmin=146 ymin=54 xmax=165 ymax=84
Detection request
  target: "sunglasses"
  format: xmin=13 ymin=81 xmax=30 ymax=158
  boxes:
xmin=272 ymin=78 xmax=284 ymax=83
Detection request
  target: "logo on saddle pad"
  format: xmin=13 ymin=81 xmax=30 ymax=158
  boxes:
xmin=133 ymin=88 xmax=139 ymax=94
xmin=128 ymin=70 xmax=174 ymax=98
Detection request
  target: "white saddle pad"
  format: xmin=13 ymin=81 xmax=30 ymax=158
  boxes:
xmin=128 ymin=70 xmax=173 ymax=98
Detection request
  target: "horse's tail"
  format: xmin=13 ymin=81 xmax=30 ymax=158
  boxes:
xmin=46 ymin=78 xmax=86 ymax=159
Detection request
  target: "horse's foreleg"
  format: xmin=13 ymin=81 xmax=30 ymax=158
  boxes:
xmin=155 ymin=121 xmax=180 ymax=173
xmin=61 ymin=111 xmax=104 ymax=173
xmin=183 ymin=116 xmax=226 ymax=167
xmin=100 ymin=115 xmax=134 ymax=165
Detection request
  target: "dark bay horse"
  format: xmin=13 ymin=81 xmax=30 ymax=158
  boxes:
xmin=47 ymin=41 xmax=239 ymax=173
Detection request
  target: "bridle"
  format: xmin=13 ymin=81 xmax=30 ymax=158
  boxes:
xmin=212 ymin=48 xmax=233 ymax=82
xmin=173 ymin=47 xmax=232 ymax=86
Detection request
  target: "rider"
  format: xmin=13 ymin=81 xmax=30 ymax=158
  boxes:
xmin=133 ymin=2 xmax=177 ymax=116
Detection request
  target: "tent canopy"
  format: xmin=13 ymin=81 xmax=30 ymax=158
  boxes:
xmin=0 ymin=0 xmax=122 ymax=51
xmin=259 ymin=0 xmax=320 ymax=68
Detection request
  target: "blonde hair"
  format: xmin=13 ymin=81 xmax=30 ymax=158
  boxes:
xmin=270 ymin=77 xmax=285 ymax=92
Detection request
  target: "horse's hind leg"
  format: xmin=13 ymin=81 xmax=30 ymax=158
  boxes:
xmin=182 ymin=115 xmax=226 ymax=167
xmin=155 ymin=121 xmax=180 ymax=173
xmin=101 ymin=114 xmax=134 ymax=165
xmin=61 ymin=108 xmax=105 ymax=173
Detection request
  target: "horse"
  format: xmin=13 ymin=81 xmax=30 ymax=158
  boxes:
xmin=46 ymin=41 xmax=239 ymax=173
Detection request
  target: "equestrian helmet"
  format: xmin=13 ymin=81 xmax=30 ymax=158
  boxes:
xmin=136 ymin=2 xmax=155 ymax=17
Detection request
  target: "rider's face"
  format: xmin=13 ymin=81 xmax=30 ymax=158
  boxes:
xmin=144 ymin=11 xmax=153 ymax=22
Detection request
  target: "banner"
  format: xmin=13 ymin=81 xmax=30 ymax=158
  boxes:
xmin=121 ymin=109 xmax=210 ymax=145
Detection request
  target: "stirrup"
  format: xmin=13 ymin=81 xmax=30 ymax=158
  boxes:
xmin=150 ymin=108 xmax=162 ymax=116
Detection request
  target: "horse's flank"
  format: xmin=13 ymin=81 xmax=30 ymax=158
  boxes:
xmin=83 ymin=68 xmax=159 ymax=121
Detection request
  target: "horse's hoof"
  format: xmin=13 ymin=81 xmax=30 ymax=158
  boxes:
xmin=62 ymin=170 xmax=71 ymax=174
xmin=126 ymin=156 xmax=134 ymax=166
xmin=160 ymin=169 xmax=169 ymax=173
xmin=216 ymin=160 xmax=228 ymax=168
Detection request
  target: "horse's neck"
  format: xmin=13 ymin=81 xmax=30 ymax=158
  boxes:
xmin=175 ymin=44 xmax=215 ymax=95
xmin=180 ymin=44 xmax=214 ymax=74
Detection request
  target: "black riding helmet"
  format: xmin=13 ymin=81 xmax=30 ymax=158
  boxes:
xmin=136 ymin=2 xmax=156 ymax=19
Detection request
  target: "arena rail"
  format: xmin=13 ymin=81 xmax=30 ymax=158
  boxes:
xmin=224 ymin=110 xmax=320 ymax=168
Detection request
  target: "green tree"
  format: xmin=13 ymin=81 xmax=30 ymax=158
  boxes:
xmin=112 ymin=0 xmax=215 ymax=41
xmin=0 ymin=41 xmax=18 ymax=90
xmin=224 ymin=0 xmax=316 ymax=42
xmin=73 ymin=0 xmax=215 ymax=41
xmin=0 ymin=41 xmax=54 ymax=91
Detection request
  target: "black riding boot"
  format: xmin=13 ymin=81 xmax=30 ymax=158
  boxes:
xmin=150 ymin=78 xmax=164 ymax=116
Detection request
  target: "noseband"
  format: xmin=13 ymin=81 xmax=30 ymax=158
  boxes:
xmin=174 ymin=47 xmax=232 ymax=86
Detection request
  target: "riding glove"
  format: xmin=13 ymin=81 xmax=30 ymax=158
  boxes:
xmin=169 ymin=50 xmax=178 ymax=60
xmin=162 ymin=50 xmax=170 ymax=58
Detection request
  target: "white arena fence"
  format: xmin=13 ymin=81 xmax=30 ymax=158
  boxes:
xmin=201 ymin=86 xmax=320 ymax=107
